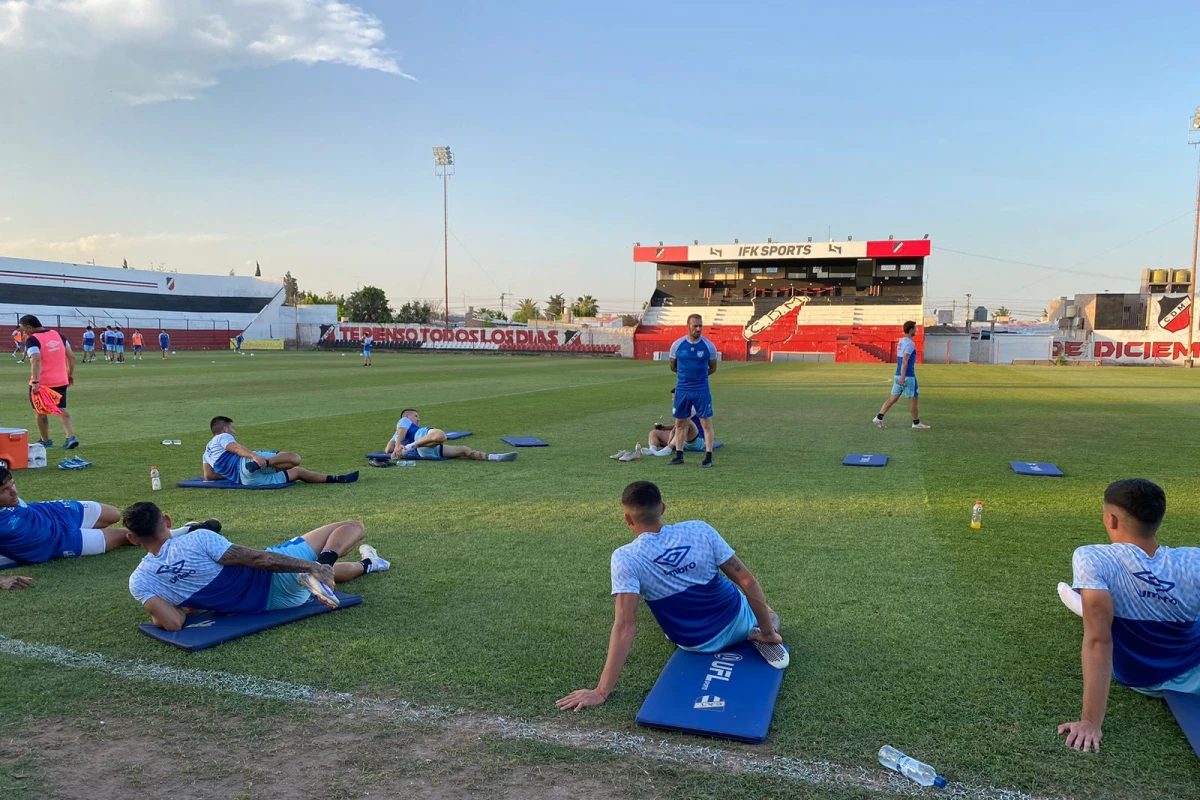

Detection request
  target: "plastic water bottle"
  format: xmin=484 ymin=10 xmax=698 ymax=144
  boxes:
xmin=878 ymin=745 xmax=946 ymax=788
xmin=396 ymin=461 xmax=416 ymax=467
xmin=150 ymin=466 xmax=162 ymax=491
xmin=970 ymin=500 xmax=983 ymax=529
xmin=27 ymin=443 xmax=47 ymax=469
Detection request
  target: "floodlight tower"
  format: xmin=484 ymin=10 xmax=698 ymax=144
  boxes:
xmin=433 ymin=146 xmax=455 ymax=329
xmin=1187 ymin=109 xmax=1200 ymax=366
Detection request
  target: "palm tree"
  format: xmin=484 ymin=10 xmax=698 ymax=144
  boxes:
xmin=571 ymin=295 xmax=599 ymax=317
xmin=994 ymin=306 xmax=1011 ymax=318
xmin=513 ymin=298 xmax=539 ymax=323
xmin=545 ymin=294 xmax=566 ymax=320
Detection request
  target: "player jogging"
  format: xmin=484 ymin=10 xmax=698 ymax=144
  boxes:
xmin=20 ymin=314 xmax=79 ymax=449
xmin=873 ymin=320 xmax=929 ymax=430
xmin=125 ymin=504 xmax=389 ymax=627
xmin=82 ymin=325 xmax=96 ymax=362
xmin=362 ymin=333 xmax=373 ymax=367
xmin=114 ymin=326 xmax=125 ymax=363
xmin=131 ymin=330 xmax=143 ymax=360
xmin=556 ymin=481 xmax=787 ymax=712
xmin=11 ymin=328 xmax=24 ymax=362
xmin=381 ymin=409 xmax=516 ymax=462
xmin=668 ymin=314 xmax=718 ymax=468
xmin=159 ymin=330 xmax=170 ymax=360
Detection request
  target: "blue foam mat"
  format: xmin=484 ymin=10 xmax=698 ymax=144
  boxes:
xmin=0 ymin=556 xmax=18 ymax=571
xmin=177 ymin=477 xmax=297 ymax=489
xmin=843 ymin=453 xmax=888 ymax=467
xmin=1010 ymin=461 xmax=1064 ymax=477
xmin=366 ymin=451 xmax=448 ymax=462
xmin=444 ymin=431 xmax=473 ymax=440
xmin=635 ymin=640 xmax=787 ymax=744
xmin=138 ymin=592 xmax=363 ymax=651
xmin=502 ymin=436 xmax=548 ymax=447
xmin=1165 ymin=690 xmax=1200 ymax=759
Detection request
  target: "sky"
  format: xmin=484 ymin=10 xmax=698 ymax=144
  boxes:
xmin=1 ymin=0 xmax=1198 ymax=319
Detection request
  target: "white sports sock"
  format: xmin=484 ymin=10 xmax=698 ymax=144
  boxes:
xmin=169 ymin=526 xmax=190 ymax=538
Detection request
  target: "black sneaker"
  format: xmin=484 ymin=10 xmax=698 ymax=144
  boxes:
xmin=668 ymin=453 xmax=684 ymax=466
xmin=184 ymin=519 xmax=222 ymax=535
xmin=701 ymin=454 xmax=713 ymax=469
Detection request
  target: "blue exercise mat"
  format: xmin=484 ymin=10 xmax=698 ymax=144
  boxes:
xmin=1165 ymin=690 xmax=1200 ymax=759
xmin=138 ymin=592 xmax=363 ymax=651
xmin=501 ymin=436 xmax=548 ymax=447
xmin=366 ymin=451 xmax=448 ymax=462
xmin=444 ymin=431 xmax=473 ymax=440
xmin=1010 ymin=461 xmax=1064 ymax=477
xmin=843 ymin=453 xmax=888 ymax=467
xmin=0 ymin=556 xmax=18 ymax=571
xmin=635 ymin=640 xmax=787 ymax=744
xmin=176 ymin=477 xmax=297 ymax=489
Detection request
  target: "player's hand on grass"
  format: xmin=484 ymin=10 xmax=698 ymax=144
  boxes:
xmin=556 ymin=688 xmax=608 ymax=712
xmin=1057 ymin=719 xmax=1102 ymax=752
xmin=0 ymin=576 xmax=33 ymax=590
xmin=310 ymin=563 xmax=336 ymax=589
xmin=749 ymin=628 xmax=783 ymax=645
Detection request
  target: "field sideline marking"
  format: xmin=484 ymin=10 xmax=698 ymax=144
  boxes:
xmin=0 ymin=634 xmax=1052 ymax=800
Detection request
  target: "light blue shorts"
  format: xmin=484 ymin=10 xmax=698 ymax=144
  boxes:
xmin=683 ymin=435 xmax=707 ymax=452
xmin=891 ymin=375 xmax=918 ymax=398
xmin=82 ymin=345 xmax=94 ymax=353
xmin=239 ymin=450 xmax=290 ymax=486
xmin=264 ymin=536 xmax=318 ymax=610
xmin=115 ymin=344 xmax=124 ymax=354
xmin=410 ymin=426 xmax=443 ymax=458
xmin=678 ymin=593 xmax=757 ymax=654
xmin=1129 ymin=661 xmax=1200 ymax=699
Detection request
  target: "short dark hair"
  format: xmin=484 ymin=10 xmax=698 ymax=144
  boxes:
xmin=401 ymin=408 xmax=417 ymax=416
xmin=210 ymin=416 xmax=233 ymax=434
xmin=687 ymin=313 xmax=703 ymax=325
xmin=622 ymin=481 xmax=663 ymax=523
xmin=123 ymin=502 xmax=165 ymax=538
xmin=0 ymin=466 xmax=11 ymax=486
xmin=1104 ymin=479 xmax=1166 ymax=532
xmin=18 ymin=314 xmax=41 ymax=328
xmin=903 ymin=320 xmax=917 ymax=335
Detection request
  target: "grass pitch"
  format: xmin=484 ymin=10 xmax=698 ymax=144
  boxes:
xmin=1 ymin=351 xmax=1198 ymax=799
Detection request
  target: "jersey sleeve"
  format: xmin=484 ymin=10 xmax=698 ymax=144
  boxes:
xmin=705 ymin=339 xmax=719 ymax=361
xmin=704 ymin=523 xmax=736 ymax=565
xmin=1072 ymin=546 xmax=1111 ymax=592
xmin=129 ymin=568 xmax=157 ymax=604
xmin=610 ymin=549 xmax=641 ymax=595
xmin=24 ymin=334 xmax=41 ymax=356
xmin=668 ymin=338 xmax=681 ymax=359
xmin=192 ymin=530 xmax=234 ymax=562
xmin=215 ymin=433 xmax=237 ymax=452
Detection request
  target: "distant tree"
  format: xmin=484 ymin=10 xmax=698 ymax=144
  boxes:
xmin=477 ymin=307 xmax=508 ymax=321
xmin=345 ymin=286 xmax=393 ymax=322
xmin=395 ymin=301 xmax=434 ymax=324
xmin=228 ymin=269 xmax=235 ymax=276
xmin=255 ymin=261 xmax=261 ymax=277
xmin=512 ymin=298 xmax=540 ymax=324
xmin=570 ymin=295 xmax=599 ymax=318
xmin=620 ymin=314 xmax=641 ymax=327
xmin=545 ymin=294 xmax=566 ymax=320
xmin=122 ymin=258 xmax=128 ymax=269
xmin=301 ymin=290 xmax=346 ymax=320
xmin=282 ymin=271 xmax=302 ymax=306
xmin=994 ymin=306 xmax=1011 ymax=318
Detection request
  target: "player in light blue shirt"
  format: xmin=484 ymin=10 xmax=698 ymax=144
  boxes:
xmin=81 ymin=326 xmax=96 ymax=363
xmin=382 ymin=409 xmax=516 ymax=462
xmin=362 ymin=334 xmax=373 ymax=367
xmin=667 ymin=314 xmax=719 ymax=467
xmin=556 ymin=481 xmax=786 ymax=712
xmin=1057 ymin=479 xmax=1200 ymax=753
xmin=873 ymin=320 xmax=929 ymax=430
xmin=203 ymin=416 xmax=360 ymax=486
xmin=113 ymin=327 xmax=125 ymax=363
xmin=124 ymin=502 xmax=389 ymax=628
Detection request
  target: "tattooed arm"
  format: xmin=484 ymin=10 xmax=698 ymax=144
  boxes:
xmin=719 ymin=555 xmax=780 ymax=642
xmin=218 ymin=545 xmax=334 ymax=587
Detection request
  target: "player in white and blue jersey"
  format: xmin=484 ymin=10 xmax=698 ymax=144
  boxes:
xmin=556 ymin=481 xmax=785 ymax=712
xmin=873 ymin=320 xmax=929 ymax=429
xmin=81 ymin=325 xmax=96 ymax=362
xmin=159 ymin=330 xmax=170 ymax=360
xmin=362 ymin=334 xmax=373 ymax=367
xmin=668 ymin=314 xmax=719 ymax=467
xmin=1057 ymin=479 xmax=1200 ymax=753
xmin=382 ymin=409 xmax=516 ymax=462
xmin=113 ymin=326 xmax=125 ymax=363
xmin=203 ymin=416 xmax=359 ymax=486
xmin=124 ymin=502 xmax=389 ymax=627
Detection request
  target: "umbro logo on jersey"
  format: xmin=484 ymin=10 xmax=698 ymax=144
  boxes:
xmin=156 ymin=560 xmax=198 ymax=584
xmin=654 ymin=546 xmax=691 ymax=568
xmin=1134 ymin=570 xmax=1179 ymax=605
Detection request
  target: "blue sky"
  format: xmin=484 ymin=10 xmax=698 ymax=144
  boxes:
xmin=1 ymin=0 xmax=1198 ymax=318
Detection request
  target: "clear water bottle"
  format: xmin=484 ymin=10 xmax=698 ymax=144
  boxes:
xmin=395 ymin=461 xmax=416 ymax=467
xmin=27 ymin=443 xmax=47 ymax=469
xmin=150 ymin=466 xmax=162 ymax=491
xmin=878 ymin=745 xmax=946 ymax=788
xmin=970 ymin=500 xmax=983 ymax=529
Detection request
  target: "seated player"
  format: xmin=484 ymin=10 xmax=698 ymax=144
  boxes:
xmin=556 ymin=481 xmax=787 ymax=712
xmin=0 ymin=465 xmax=217 ymax=566
xmin=383 ymin=408 xmax=516 ymax=462
xmin=203 ymin=416 xmax=359 ymax=486
xmin=643 ymin=388 xmax=706 ymax=457
xmin=1057 ymin=479 xmax=1200 ymax=753
xmin=125 ymin=503 xmax=390 ymax=628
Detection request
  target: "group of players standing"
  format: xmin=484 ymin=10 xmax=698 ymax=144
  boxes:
xmin=13 ymin=323 xmax=171 ymax=365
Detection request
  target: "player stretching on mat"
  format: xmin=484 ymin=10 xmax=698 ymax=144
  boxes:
xmin=668 ymin=314 xmax=718 ymax=468
xmin=0 ymin=465 xmax=218 ymax=569
xmin=203 ymin=416 xmax=359 ymax=486
xmin=556 ymin=481 xmax=787 ymax=712
xmin=873 ymin=320 xmax=929 ymax=430
xmin=641 ymin=388 xmax=706 ymax=457
xmin=125 ymin=503 xmax=390 ymax=628
xmin=1055 ymin=479 xmax=1200 ymax=753
xmin=382 ymin=409 xmax=516 ymax=462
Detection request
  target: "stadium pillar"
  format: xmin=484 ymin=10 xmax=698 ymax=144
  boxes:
xmin=433 ymin=146 xmax=455 ymax=329
xmin=1188 ymin=148 xmax=1199 ymax=367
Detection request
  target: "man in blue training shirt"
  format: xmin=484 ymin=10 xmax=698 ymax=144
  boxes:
xmin=362 ymin=333 xmax=373 ymax=367
xmin=556 ymin=481 xmax=786 ymax=712
xmin=125 ymin=502 xmax=390 ymax=626
xmin=159 ymin=330 xmax=170 ymax=360
xmin=1057 ymin=479 xmax=1200 ymax=753
xmin=81 ymin=325 xmax=96 ymax=363
xmin=113 ymin=326 xmax=125 ymax=363
xmin=235 ymin=333 xmax=244 ymax=353
xmin=203 ymin=415 xmax=359 ymax=486
xmin=873 ymin=320 xmax=929 ymax=430
xmin=668 ymin=314 xmax=719 ymax=467
xmin=0 ymin=466 xmax=217 ymax=569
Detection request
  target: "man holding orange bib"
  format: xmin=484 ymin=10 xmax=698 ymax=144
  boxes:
xmin=19 ymin=315 xmax=80 ymax=450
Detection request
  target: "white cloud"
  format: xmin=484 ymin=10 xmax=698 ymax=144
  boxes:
xmin=0 ymin=0 xmax=411 ymax=105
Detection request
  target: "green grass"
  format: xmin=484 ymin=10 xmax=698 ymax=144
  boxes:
xmin=2 ymin=351 xmax=1199 ymax=798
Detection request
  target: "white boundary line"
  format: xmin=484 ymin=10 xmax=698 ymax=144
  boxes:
xmin=0 ymin=635 xmax=1054 ymax=800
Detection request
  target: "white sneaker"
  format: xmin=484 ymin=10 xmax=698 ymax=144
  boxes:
xmin=1057 ymin=581 xmax=1083 ymax=617
xmin=359 ymin=544 xmax=390 ymax=573
xmin=748 ymin=632 xmax=790 ymax=669
xmin=297 ymin=573 xmax=339 ymax=608
xmin=619 ymin=451 xmax=641 ymax=462
xmin=872 ymin=417 xmax=886 ymax=428
xmin=912 ymin=422 xmax=931 ymax=430
xmin=610 ymin=450 xmax=631 ymax=460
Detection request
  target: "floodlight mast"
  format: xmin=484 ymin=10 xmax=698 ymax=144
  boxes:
xmin=1188 ymin=110 xmax=1200 ymax=367
xmin=433 ymin=146 xmax=455 ymax=329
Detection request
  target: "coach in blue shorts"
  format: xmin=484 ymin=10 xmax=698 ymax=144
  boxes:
xmin=668 ymin=314 xmax=718 ymax=467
